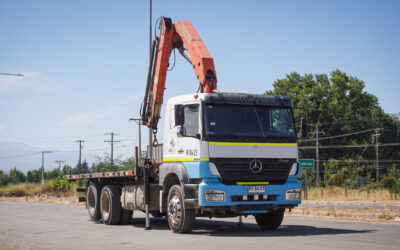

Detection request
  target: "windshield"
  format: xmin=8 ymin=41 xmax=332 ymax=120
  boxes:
xmin=204 ymin=104 xmax=296 ymax=141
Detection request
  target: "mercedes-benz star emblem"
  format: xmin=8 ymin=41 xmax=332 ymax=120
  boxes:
xmin=249 ymin=159 xmax=262 ymax=174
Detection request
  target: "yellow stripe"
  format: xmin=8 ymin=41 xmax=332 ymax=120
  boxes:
xmin=209 ymin=142 xmax=297 ymax=147
xmin=163 ymin=158 xmax=209 ymax=162
xmin=236 ymin=181 xmax=270 ymax=185
xmin=163 ymin=158 xmax=194 ymax=162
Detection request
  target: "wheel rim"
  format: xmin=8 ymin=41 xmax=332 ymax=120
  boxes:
xmin=101 ymin=192 xmax=110 ymax=221
xmin=168 ymin=195 xmax=182 ymax=226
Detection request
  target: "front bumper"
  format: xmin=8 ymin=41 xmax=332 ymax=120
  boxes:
xmin=197 ymin=178 xmax=301 ymax=212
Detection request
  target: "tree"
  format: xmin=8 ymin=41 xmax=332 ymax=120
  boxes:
xmin=8 ymin=167 xmax=26 ymax=184
xmin=0 ymin=170 xmax=9 ymax=186
xmin=266 ymin=70 xmax=400 ymax=186
xmin=81 ymin=160 xmax=89 ymax=173
xmin=62 ymin=165 xmax=74 ymax=175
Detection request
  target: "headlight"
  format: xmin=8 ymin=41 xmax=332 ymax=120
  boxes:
xmin=208 ymin=162 xmax=220 ymax=176
xmin=205 ymin=190 xmax=225 ymax=202
xmin=289 ymin=162 xmax=298 ymax=176
xmin=285 ymin=188 xmax=301 ymax=200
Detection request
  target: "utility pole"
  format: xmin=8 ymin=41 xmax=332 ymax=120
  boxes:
xmin=373 ymin=128 xmax=382 ymax=182
xmin=312 ymin=124 xmax=324 ymax=187
xmin=76 ymin=140 xmax=85 ymax=174
xmin=41 ymin=151 xmax=52 ymax=185
xmin=130 ymin=118 xmax=142 ymax=165
xmin=105 ymin=132 xmax=120 ymax=169
xmin=54 ymin=160 xmax=65 ymax=171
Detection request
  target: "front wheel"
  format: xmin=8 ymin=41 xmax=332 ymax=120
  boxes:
xmin=254 ymin=209 xmax=285 ymax=230
xmin=167 ymin=185 xmax=195 ymax=233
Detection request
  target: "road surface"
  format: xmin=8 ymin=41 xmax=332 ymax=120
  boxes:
xmin=0 ymin=202 xmax=399 ymax=250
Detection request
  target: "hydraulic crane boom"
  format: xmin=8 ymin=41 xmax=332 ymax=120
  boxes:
xmin=142 ymin=17 xmax=217 ymax=133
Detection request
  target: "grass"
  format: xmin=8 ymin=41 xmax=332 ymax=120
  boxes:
xmin=288 ymin=206 xmax=400 ymax=223
xmin=0 ymin=182 xmax=76 ymax=198
xmin=305 ymin=187 xmax=400 ymax=202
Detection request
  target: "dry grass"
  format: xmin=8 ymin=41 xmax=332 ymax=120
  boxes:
xmin=0 ymin=182 xmax=76 ymax=198
xmin=0 ymin=240 xmax=26 ymax=250
xmin=0 ymin=183 xmax=50 ymax=197
xmin=306 ymin=187 xmax=400 ymax=202
xmin=0 ymin=196 xmax=83 ymax=205
xmin=287 ymin=206 xmax=400 ymax=223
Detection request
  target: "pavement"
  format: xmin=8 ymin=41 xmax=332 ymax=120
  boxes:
xmin=1 ymin=201 xmax=400 ymax=250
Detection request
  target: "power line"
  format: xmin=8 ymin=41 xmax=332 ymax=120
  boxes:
xmin=0 ymin=134 xmax=105 ymax=143
xmin=300 ymin=128 xmax=375 ymax=142
xmin=299 ymin=142 xmax=400 ymax=149
xmin=0 ymin=152 xmax=42 ymax=159
xmin=319 ymin=159 xmax=400 ymax=163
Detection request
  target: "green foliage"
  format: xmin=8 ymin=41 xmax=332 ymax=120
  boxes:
xmin=90 ymin=155 xmax=134 ymax=173
xmin=50 ymin=176 xmax=72 ymax=192
xmin=266 ymin=70 xmax=400 ymax=186
xmin=45 ymin=168 xmax=62 ymax=180
xmin=8 ymin=167 xmax=26 ymax=184
xmin=26 ymin=169 xmax=41 ymax=183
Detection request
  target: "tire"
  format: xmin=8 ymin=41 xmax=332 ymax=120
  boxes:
xmin=87 ymin=183 xmax=101 ymax=220
xmin=120 ymin=209 xmax=133 ymax=225
xmin=100 ymin=185 xmax=122 ymax=225
xmin=254 ymin=209 xmax=285 ymax=230
xmin=167 ymin=185 xmax=195 ymax=233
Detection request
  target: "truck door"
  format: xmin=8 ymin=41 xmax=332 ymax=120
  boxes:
xmin=178 ymin=104 xmax=201 ymax=160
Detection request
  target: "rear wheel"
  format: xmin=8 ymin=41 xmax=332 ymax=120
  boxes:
xmin=254 ymin=209 xmax=285 ymax=230
xmin=87 ymin=183 xmax=101 ymax=220
xmin=100 ymin=185 xmax=121 ymax=225
xmin=167 ymin=185 xmax=195 ymax=233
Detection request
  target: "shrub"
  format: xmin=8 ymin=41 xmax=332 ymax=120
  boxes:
xmin=50 ymin=176 xmax=72 ymax=192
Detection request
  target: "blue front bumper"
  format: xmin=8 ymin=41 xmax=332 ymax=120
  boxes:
xmin=198 ymin=178 xmax=301 ymax=209
xmin=183 ymin=160 xmax=302 ymax=213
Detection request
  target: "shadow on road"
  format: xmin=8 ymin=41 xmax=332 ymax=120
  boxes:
xmin=128 ymin=217 xmax=375 ymax=237
xmin=193 ymin=219 xmax=375 ymax=237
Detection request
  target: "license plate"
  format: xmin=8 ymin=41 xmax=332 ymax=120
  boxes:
xmin=248 ymin=186 xmax=265 ymax=193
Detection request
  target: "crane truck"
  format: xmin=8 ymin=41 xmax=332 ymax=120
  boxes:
xmin=67 ymin=17 xmax=306 ymax=233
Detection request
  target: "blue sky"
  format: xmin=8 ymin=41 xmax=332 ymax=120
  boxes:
xmin=1 ymin=0 xmax=399 ymax=169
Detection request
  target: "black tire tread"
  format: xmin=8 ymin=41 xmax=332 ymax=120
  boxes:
xmin=120 ymin=209 xmax=133 ymax=225
xmin=87 ymin=182 xmax=101 ymax=220
xmin=100 ymin=185 xmax=122 ymax=225
xmin=167 ymin=185 xmax=195 ymax=233
xmin=255 ymin=209 xmax=285 ymax=230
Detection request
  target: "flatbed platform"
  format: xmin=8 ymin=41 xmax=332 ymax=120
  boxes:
xmin=66 ymin=170 xmax=136 ymax=180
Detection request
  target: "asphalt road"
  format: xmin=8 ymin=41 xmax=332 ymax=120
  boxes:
xmin=1 ymin=202 xmax=399 ymax=250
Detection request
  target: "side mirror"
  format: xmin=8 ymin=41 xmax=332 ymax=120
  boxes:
xmin=301 ymin=117 xmax=308 ymax=138
xmin=174 ymin=105 xmax=184 ymax=126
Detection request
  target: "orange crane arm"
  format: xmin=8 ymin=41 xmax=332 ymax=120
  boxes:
xmin=142 ymin=17 xmax=217 ymax=133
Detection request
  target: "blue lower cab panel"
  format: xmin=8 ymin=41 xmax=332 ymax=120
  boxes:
xmin=242 ymin=210 xmax=268 ymax=214
xmin=198 ymin=178 xmax=301 ymax=209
